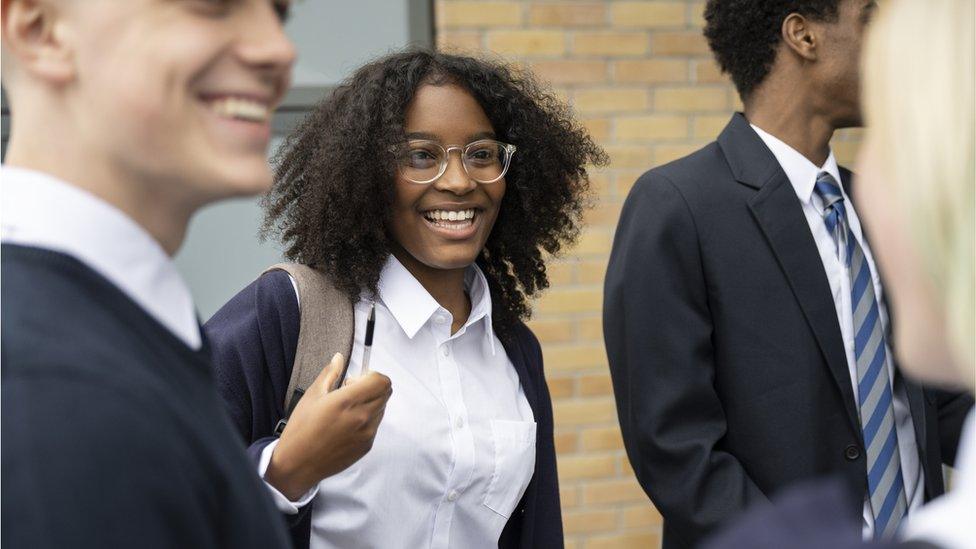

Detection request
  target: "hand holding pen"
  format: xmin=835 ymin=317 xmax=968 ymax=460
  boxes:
xmin=266 ymin=304 xmax=390 ymax=500
xmin=267 ymin=351 xmax=392 ymax=500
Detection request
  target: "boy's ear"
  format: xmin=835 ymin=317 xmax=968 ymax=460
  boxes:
xmin=781 ymin=12 xmax=820 ymax=63
xmin=2 ymin=0 xmax=75 ymax=86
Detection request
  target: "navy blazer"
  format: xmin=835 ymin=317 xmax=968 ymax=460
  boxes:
xmin=204 ymin=270 xmax=563 ymax=549
xmin=604 ymin=113 xmax=973 ymax=548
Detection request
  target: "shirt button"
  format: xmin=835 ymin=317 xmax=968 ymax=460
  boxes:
xmin=441 ymin=346 xmax=450 ymax=357
xmin=844 ymin=444 xmax=861 ymax=461
xmin=447 ymin=490 xmax=459 ymax=502
xmin=434 ymin=315 xmax=447 ymax=325
xmin=455 ymin=417 xmax=464 ymax=429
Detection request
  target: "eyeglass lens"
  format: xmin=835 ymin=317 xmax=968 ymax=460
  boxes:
xmin=399 ymin=140 xmax=511 ymax=184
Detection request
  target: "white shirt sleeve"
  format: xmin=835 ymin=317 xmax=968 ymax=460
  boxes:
xmin=257 ymin=438 xmax=319 ymax=514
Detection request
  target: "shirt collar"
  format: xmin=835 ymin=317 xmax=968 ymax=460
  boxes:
xmin=750 ymin=123 xmax=843 ymax=209
xmin=1 ymin=165 xmax=202 ymax=349
xmin=376 ymin=255 xmax=497 ymax=354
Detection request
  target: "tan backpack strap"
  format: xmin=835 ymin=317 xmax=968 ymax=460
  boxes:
xmin=262 ymin=263 xmax=355 ymax=413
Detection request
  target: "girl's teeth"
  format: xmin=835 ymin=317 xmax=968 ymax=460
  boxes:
xmin=425 ymin=209 xmax=475 ymax=222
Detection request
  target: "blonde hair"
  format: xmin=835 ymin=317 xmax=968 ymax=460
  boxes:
xmin=862 ymin=0 xmax=975 ymax=381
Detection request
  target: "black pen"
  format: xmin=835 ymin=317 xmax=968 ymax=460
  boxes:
xmin=360 ymin=303 xmax=376 ymax=374
xmin=331 ymin=303 xmax=377 ymax=391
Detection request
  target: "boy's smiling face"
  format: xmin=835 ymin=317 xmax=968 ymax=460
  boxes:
xmin=60 ymin=0 xmax=296 ymax=204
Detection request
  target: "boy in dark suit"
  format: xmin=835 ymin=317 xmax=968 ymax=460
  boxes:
xmin=603 ymin=1 xmax=973 ymax=547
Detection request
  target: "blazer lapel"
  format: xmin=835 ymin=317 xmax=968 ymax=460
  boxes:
xmin=499 ymin=327 xmax=543 ymax=547
xmin=500 ymin=329 xmax=540 ymax=418
xmin=718 ymin=114 xmax=861 ymax=435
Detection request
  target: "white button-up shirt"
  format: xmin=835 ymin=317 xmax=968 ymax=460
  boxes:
xmin=751 ymin=125 xmax=923 ymax=539
xmin=0 ymin=166 xmax=201 ymax=349
xmin=259 ymin=255 xmax=536 ymax=549
xmin=902 ymin=410 xmax=974 ymax=549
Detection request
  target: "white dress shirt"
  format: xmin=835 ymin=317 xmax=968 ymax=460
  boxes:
xmin=258 ymin=255 xmax=536 ymax=549
xmin=1 ymin=166 xmax=201 ymax=349
xmin=902 ymin=410 xmax=975 ymax=549
xmin=750 ymin=125 xmax=924 ymax=539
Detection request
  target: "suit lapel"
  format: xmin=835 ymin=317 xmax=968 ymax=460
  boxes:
xmin=718 ymin=114 xmax=860 ymax=435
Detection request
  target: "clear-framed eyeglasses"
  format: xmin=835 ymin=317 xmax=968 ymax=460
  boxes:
xmin=397 ymin=139 xmax=517 ymax=185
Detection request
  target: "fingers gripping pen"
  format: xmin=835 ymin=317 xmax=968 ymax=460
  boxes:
xmin=277 ymin=303 xmax=379 ymax=435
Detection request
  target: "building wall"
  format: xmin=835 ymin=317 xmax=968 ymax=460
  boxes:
xmin=433 ymin=2 xmax=862 ymax=547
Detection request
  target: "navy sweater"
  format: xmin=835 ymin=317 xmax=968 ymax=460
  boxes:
xmin=1 ymin=245 xmax=291 ymax=549
xmin=204 ymin=270 xmax=564 ymax=549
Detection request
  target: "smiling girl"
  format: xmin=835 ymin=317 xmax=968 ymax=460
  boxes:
xmin=205 ymin=50 xmax=607 ymax=549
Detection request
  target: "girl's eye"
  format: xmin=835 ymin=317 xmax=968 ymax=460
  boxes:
xmin=407 ymin=150 xmax=438 ymax=169
xmin=466 ymin=147 xmax=499 ymax=165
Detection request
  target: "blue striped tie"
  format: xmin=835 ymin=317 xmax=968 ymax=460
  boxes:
xmin=814 ymin=172 xmax=907 ymax=539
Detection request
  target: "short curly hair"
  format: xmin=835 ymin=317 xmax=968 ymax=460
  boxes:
xmin=263 ymin=49 xmax=607 ymax=336
xmin=703 ymin=0 xmax=841 ymax=99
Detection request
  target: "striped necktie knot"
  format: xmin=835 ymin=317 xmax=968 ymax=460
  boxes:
xmin=814 ymin=171 xmax=845 ymax=207
xmin=813 ymin=172 xmax=851 ymax=262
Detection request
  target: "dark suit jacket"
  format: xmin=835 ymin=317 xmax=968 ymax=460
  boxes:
xmin=204 ymin=269 xmax=563 ymax=549
xmin=603 ymin=113 xmax=973 ymax=548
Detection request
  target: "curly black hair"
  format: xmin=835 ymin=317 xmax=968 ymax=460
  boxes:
xmin=703 ymin=0 xmax=841 ymax=99
xmin=263 ymin=49 xmax=607 ymax=336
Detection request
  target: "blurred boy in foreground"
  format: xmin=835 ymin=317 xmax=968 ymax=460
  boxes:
xmin=1 ymin=1 xmax=297 ymax=546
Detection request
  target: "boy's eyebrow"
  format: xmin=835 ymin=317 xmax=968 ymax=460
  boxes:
xmin=860 ymin=0 xmax=878 ymax=23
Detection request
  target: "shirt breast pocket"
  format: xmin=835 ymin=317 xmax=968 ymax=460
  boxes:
xmin=482 ymin=419 xmax=537 ymax=518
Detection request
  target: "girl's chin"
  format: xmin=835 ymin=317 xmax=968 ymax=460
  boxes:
xmin=396 ymin=246 xmax=483 ymax=275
